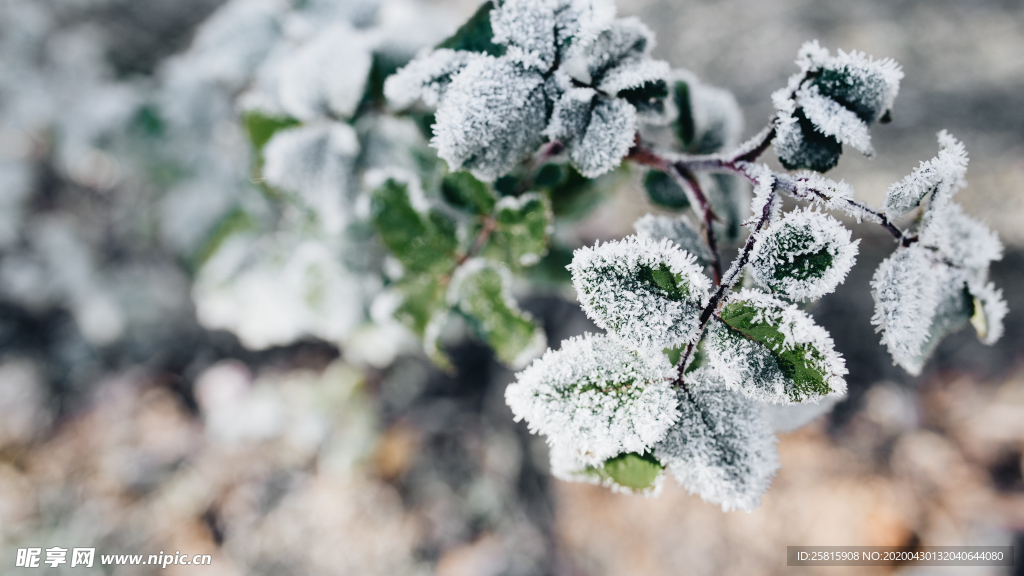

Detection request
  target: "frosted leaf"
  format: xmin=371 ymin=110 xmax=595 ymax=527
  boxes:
xmin=262 ymin=122 xmax=359 ymax=236
xmin=568 ymin=235 xmax=711 ymax=352
xmin=490 ymin=0 xmax=558 ymax=70
xmin=553 ymin=0 xmax=617 ymax=57
xmin=795 ymin=85 xmax=872 ymax=155
xmin=705 ymin=289 xmax=847 ymax=404
xmin=968 ymin=279 xmax=1007 ymax=346
xmin=384 ymin=48 xmax=485 ymax=108
xmin=597 ymin=58 xmax=671 ymax=123
xmin=919 ymin=202 xmax=1002 ymax=271
xmin=505 ymin=333 xmax=679 ymax=463
xmin=653 ymin=368 xmax=779 ymax=512
xmin=546 ymin=89 xmax=638 ymax=178
xmin=772 ymin=105 xmax=842 ymax=172
xmin=672 ymin=69 xmax=744 ymax=154
xmin=870 ymin=245 xmax=954 ymax=375
xmin=762 ymin=394 xmax=840 ymax=433
xmin=275 ymin=23 xmax=373 ymax=121
xmin=883 ymin=130 xmax=968 ymax=220
xmin=431 ymin=56 xmax=547 ymax=181
xmin=749 ymin=208 xmax=859 ymax=301
xmin=633 ymin=213 xmax=712 ymax=267
xmin=774 ymin=42 xmax=902 ymax=170
xmin=565 ymin=17 xmax=654 ymax=84
xmin=548 ymin=442 xmax=667 ymax=496
xmin=447 ymin=259 xmax=546 ymax=369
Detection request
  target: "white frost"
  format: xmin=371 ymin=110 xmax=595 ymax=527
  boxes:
xmin=653 ymin=368 xmax=780 ymax=512
xmin=505 ymin=333 xmax=679 ymax=464
xmin=568 ymin=235 xmax=711 ymax=352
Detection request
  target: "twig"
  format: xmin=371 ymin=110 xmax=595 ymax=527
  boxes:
xmin=672 ymin=189 xmax=778 ymax=387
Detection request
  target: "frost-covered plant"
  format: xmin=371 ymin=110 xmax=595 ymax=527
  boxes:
xmin=379 ymin=2 xmax=1007 ymax=512
xmin=155 ymin=0 xmax=1007 ymax=512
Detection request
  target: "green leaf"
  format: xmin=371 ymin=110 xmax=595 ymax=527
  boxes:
xmin=808 ymin=67 xmax=889 ymax=124
xmin=718 ymin=302 xmax=833 ymax=401
xmin=482 ymin=193 xmax=552 ymax=268
xmin=777 ymin=108 xmax=843 ymax=172
xmin=370 ymin=178 xmax=458 ymax=275
xmin=620 ymin=79 xmax=670 ymax=119
xmin=643 ymin=170 xmax=690 ymax=209
xmin=243 ymin=110 xmax=301 ymax=153
xmin=435 ymin=0 xmax=506 ymax=57
xmin=441 ymin=171 xmax=496 ymax=214
xmin=585 ymin=452 xmax=664 ymax=491
xmin=448 ymin=260 xmax=544 ymax=368
xmin=769 ymin=229 xmax=834 ymax=283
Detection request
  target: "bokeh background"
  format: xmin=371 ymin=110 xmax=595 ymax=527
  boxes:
xmin=1 ymin=0 xmax=1023 ymax=574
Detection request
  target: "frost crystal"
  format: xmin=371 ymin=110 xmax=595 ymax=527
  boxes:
xmin=653 ymin=368 xmax=779 ymax=512
xmin=705 ymin=289 xmax=847 ymax=404
xmin=505 ymin=333 xmax=679 ymax=464
xmin=546 ymin=86 xmax=638 ymax=177
xmin=431 ymin=55 xmax=547 ymax=181
xmin=870 ymin=246 xmax=949 ymax=375
xmin=749 ymin=208 xmax=859 ymax=301
xmin=884 ymin=131 xmax=968 ymax=220
xmin=742 ymin=162 xmax=777 ymax=225
xmin=568 ymin=235 xmax=711 ymax=352
xmin=384 ymin=49 xmax=483 ymax=108
xmin=795 ymin=85 xmax=873 ymax=155
xmin=633 ymin=213 xmax=712 ymax=267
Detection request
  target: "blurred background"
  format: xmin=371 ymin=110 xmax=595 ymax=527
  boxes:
xmin=1 ymin=0 xmax=1023 ymax=574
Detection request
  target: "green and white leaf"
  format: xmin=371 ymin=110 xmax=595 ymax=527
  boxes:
xmin=368 ymin=173 xmax=458 ymax=275
xmin=705 ymin=289 xmax=847 ymax=404
xmin=505 ymin=333 xmax=679 ymax=463
xmin=482 ymin=193 xmax=552 ymax=268
xmin=568 ymin=235 xmax=711 ymax=352
xmin=749 ymin=208 xmax=858 ymax=301
xmin=653 ymin=368 xmax=779 ymax=512
xmin=550 ymin=442 xmax=666 ymax=496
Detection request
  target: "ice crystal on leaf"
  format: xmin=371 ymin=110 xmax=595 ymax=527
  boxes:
xmin=773 ymin=41 xmax=902 ymax=172
xmin=545 ymin=85 xmax=639 ymax=177
xmin=431 ymin=55 xmax=548 ymax=181
xmin=568 ymin=235 xmax=711 ymax=352
xmin=884 ymin=131 xmax=968 ymax=220
xmin=749 ymin=208 xmax=858 ymax=301
xmin=505 ymin=333 xmax=679 ymax=464
xmin=705 ymin=289 xmax=847 ymax=404
xmin=653 ymin=368 xmax=780 ymax=512
xmin=385 ymin=0 xmax=671 ymax=180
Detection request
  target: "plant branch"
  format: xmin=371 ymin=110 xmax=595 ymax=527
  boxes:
xmin=672 ymin=188 xmax=778 ymax=387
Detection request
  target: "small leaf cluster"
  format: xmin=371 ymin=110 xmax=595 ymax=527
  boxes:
xmin=385 ymin=0 xmax=674 ymax=181
xmin=872 ymin=132 xmax=1007 ymax=375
